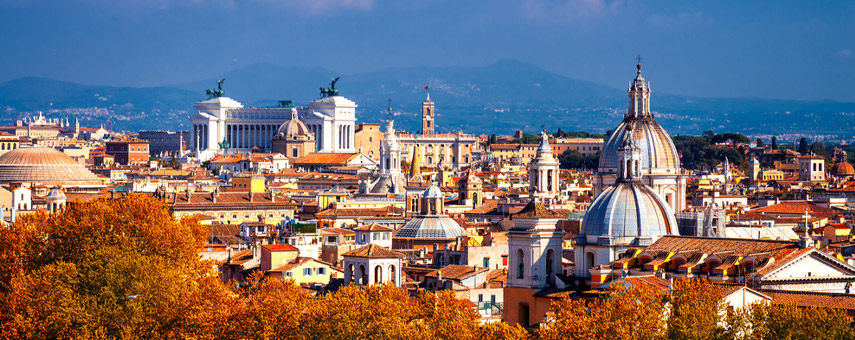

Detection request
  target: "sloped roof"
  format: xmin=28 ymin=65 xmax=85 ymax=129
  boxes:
xmin=342 ymin=244 xmax=403 ymax=258
xmin=353 ymin=223 xmax=394 ymax=232
xmin=262 ymin=244 xmax=298 ymax=252
xmin=513 ymin=200 xmax=563 ymax=219
xmin=293 ymin=153 xmax=359 ymax=165
xmin=426 ymin=264 xmax=489 ymax=280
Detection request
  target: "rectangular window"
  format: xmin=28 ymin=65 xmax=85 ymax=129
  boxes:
xmin=318 ymin=267 xmax=326 ymax=275
xmin=483 ymin=257 xmax=490 ymax=268
xmin=490 ymin=295 xmax=496 ymax=304
xmin=478 ymin=294 xmax=483 ymax=303
xmin=304 ymin=267 xmax=313 ymax=276
xmin=285 ymin=272 xmax=293 ymax=277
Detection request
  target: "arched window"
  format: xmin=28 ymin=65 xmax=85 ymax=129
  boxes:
xmin=517 ymin=249 xmax=525 ymax=279
xmin=388 ymin=265 xmax=396 ymax=284
xmin=359 ymin=265 xmax=367 ymax=285
xmin=586 ymin=252 xmax=595 ymax=269
xmin=348 ymin=263 xmax=355 ymax=283
xmin=375 ymin=265 xmax=383 ymax=284
xmin=547 ymin=169 xmax=553 ymax=191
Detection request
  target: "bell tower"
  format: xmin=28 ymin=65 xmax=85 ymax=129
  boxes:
xmin=422 ymin=94 xmax=435 ymax=135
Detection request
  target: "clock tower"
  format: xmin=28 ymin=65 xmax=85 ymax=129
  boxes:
xmin=422 ymin=94 xmax=435 ymax=135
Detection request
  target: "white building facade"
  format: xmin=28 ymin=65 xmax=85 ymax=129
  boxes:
xmin=189 ymin=94 xmax=359 ymax=161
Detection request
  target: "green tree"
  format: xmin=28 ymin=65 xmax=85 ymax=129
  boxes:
xmin=798 ymin=137 xmax=809 ymax=154
xmin=811 ymin=141 xmax=829 ymax=158
xmin=771 ymin=136 xmax=778 ymax=149
xmin=755 ymin=138 xmax=763 ymax=147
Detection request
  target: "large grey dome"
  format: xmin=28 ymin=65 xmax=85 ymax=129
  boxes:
xmin=599 ymin=118 xmax=680 ymax=174
xmin=580 ymin=181 xmax=678 ymax=246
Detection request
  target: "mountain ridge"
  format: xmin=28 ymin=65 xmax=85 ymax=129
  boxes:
xmin=2 ymin=60 xmax=854 ymax=137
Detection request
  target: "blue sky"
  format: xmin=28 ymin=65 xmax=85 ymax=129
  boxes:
xmin=1 ymin=0 xmax=853 ymax=101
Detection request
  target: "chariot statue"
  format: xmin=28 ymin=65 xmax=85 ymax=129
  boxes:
xmin=319 ymin=77 xmax=340 ymax=98
xmin=206 ymin=78 xmax=226 ymax=98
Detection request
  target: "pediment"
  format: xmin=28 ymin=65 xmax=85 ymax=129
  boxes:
xmin=763 ymin=249 xmax=855 ymax=280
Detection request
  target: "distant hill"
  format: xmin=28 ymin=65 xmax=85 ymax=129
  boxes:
xmin=2 ymin=61 xmax=855 ymax=137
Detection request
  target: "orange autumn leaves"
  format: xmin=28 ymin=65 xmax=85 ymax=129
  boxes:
xmin=0 ymin=194 xmax=852 ymax=340
xmin=0 ymin=194 xmax=524 ymax=340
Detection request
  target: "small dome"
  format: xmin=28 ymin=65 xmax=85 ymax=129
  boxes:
xmin=580 ymin=181 xmax=678 ymax=246
xmin=422 ymin=183 xmax=443 ymax=198
xmin=599 ymin=119 xmax=680 ymax=173
xmin=0 ymin=147 xmax=101 ymax=186
xmin=832 ymin=161 xmax=855 ymax=176
xmin=535 ymin=131 xmax=552 ymax=154
xmin=275 ymin=109 xmax=313 ymax=140
xmin=46 ymin=187 xmax=66 ymax=201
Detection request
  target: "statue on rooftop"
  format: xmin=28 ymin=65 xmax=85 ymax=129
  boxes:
xmin=206 ymin=78 xmax=226 ymax=98
xmin=319 ymin=77 xmax=340 ymax=97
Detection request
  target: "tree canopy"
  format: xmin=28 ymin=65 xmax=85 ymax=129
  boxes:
xmin=1 ymin=195 xmax=852 ymax=339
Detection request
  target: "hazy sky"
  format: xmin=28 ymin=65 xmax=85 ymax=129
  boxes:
xmin=1 ymin=0 xmax=853 ymax=101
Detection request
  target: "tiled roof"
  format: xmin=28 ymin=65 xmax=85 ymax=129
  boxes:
xmin=646 ymin=236 xmax=798 ymax=262
xmin=321 ymin=227 xmax=355 ymax=235
xmin=512 ymin=200 xmax=563 ymax=219
xmin=226 ymin=249 xmax=254 ymax=265
xmin=293 ymin=153 xmax=359 ymax=165
xmin=761 ymin=289 xmax=855 ymax=310
xmin=262 ymin=244 xmax=298 ymax=252
xmin=342 ymin=244 xmax=403 ymax=258
xmin=269 ymin=257 xmax=313 ymax=273
xmin=315 ymin=206 xmax=404 ymax=218
xmin=426 ymin=264 xmax=489 ymax=280
xmin=170 ymin=191 xmax=298 ymax=208
xmin=464 ymin=200 xmax=498 ymax=215
xmin=353 ymin=223 xmax=394 ymax=232
xmin=751 ymin=201 xmax=837 ymax=217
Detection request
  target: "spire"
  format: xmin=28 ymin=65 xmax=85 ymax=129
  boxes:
xmin=410 ymin=145 xmax=422 ymax=179
xmin=627 ymin=57 xmax=651 ymax=119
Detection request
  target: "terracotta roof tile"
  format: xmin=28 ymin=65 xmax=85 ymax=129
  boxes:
xmin=761 ymin=289 xmax=855 ymax=310
xmin=426 ymin=264 xmax=488 ymax=280
xmin=512 ymin=200 xmax=563 ymax=219
xmin=353 ymin=223 xmax=394 ymax=232
xmin=262 ymin=244 xmax=298 ymax=252
xmin=342 ymin=244 xmax=404 ymax=258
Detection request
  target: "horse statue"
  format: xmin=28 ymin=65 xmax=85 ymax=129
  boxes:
xmin=205 ymin=78 xmax=226 ymax=98
xmin=319 ymin=77 xmax=341 ymax=98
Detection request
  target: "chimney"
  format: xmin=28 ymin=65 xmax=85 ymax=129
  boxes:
xmin=227 ymin=246 xmax=232 ymax=264
xmin=249 ymin=189 xmax=254 ymax=203
xmin=10 ymin=208 xmax=16 ymax=223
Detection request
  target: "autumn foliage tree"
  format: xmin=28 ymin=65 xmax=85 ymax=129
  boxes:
xmin=1 ymin=195 xmax=854 ymax=340
xmin=537 ymin=282 xmax=667 ymax=340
